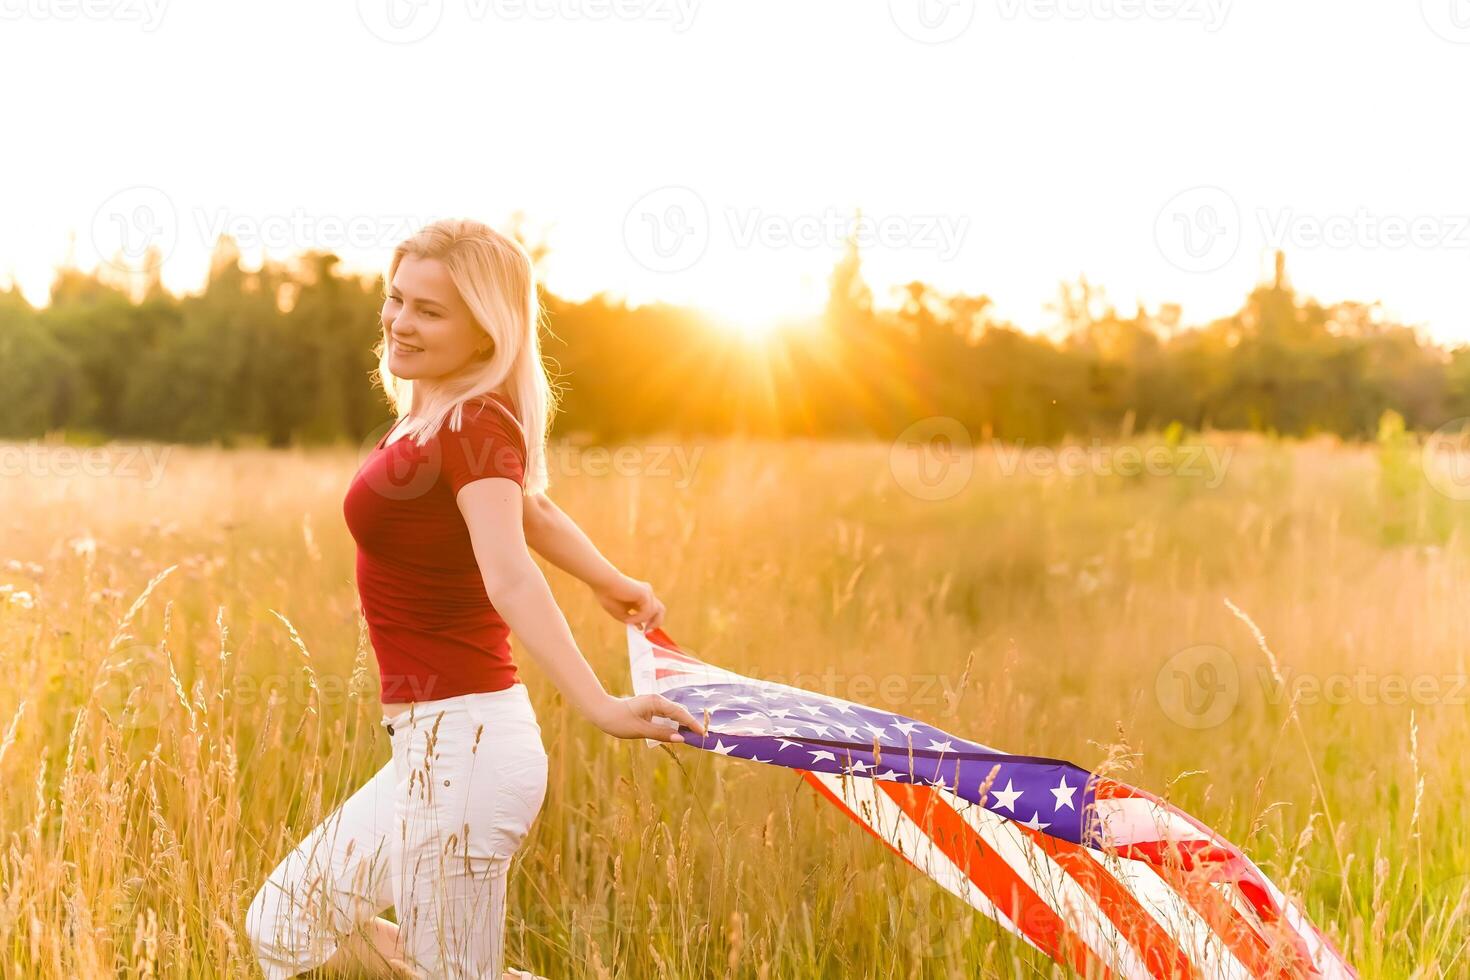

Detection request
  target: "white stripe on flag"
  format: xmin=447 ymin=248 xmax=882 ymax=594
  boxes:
xmin=807 ymin=771 xmax=1048 ymax=958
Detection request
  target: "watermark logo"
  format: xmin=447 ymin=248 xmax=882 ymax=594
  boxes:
xmin=355 ymin=419 xmax=444 ymax=501
xmin=1421 ymin=0 xmax=1470 ymax=43
xmin=1155 ymin=644 xmax=1239 ymax=729
xmin=93 ymin=643 xmax=172 ymax=730
xmin=889 ymin=0 xmax=976 ymax=43
xmin=890 ymin=416 xmax=974 ymax=501
xmin=624 ymin=186 xmax=710 ymax=274
xmin=862 ymin=861 xmax=958 ymax=958
xmin=357 ymin=0 xmax=444 ymax=43
xmin=1422 ymin=417 xmax=1470 ymax=501
xmin=91 ymin=185 xmax=179 ymax=275
xmin=1155 ymin=185 xmax=1240 ymax=274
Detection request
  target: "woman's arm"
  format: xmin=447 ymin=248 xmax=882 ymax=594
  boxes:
xmin=523 ymin=492 xmax=666 ymax=630
xmin=461 ymin=478 xmax=701 ymax=742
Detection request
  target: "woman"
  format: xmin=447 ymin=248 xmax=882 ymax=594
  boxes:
xmin=245 ymin=219 xmax=705 ymax=979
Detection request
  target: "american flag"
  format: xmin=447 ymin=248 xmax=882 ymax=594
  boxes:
xmin=628 ymin=625 xmax=1356 ymax=979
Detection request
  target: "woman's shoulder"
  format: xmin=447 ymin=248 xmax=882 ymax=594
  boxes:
xmin=438 ymin=392 xmax=528 ymax=491
xmin=477 ymin=390 xmax=516 ymax=416
xmin=457 ymin=392 xmax=526 ymax=448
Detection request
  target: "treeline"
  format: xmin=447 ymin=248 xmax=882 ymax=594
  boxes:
xmin=2 ymin=236 xmax=1468 ymax=445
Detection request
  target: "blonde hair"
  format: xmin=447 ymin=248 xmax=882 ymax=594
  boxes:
xmin=373 ymin=219 xmax=558 ymax=495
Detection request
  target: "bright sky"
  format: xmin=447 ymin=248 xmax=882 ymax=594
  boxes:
xmin=2 ymin=0 xmax=1467 ymax=342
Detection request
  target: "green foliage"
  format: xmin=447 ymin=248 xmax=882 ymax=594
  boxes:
xmin=1377 ymin=409 xmax=1415 ymax=545
xmin=6 ymin=246 xmax=1470 ymax=447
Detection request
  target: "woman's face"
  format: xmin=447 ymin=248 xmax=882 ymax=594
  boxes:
xmin=382 ymin=254 xmax=491 ymax=382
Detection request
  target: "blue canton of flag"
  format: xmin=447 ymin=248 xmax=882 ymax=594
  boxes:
xmin=668 ymin=679 xmax=1094 ymax=843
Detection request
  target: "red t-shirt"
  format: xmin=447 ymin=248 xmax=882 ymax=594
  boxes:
xmin=343 ymin=392 xmax=527 ymax=704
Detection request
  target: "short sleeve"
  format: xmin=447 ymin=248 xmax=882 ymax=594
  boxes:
xmin=439 ymin=398 xmax=527 ymax=495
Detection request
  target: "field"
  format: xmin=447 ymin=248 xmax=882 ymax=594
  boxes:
xmin=0 ymin=430 xmax=1465 ymax=978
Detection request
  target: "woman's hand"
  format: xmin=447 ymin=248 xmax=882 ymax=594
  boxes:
xmin=591 ymin=573 xmax=666 ymax=631
xmin=592 ymin=693 xmax=706 ymax=743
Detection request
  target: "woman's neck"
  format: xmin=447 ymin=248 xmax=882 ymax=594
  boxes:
xmin=407 ymin=380 xmax=502 ymax=416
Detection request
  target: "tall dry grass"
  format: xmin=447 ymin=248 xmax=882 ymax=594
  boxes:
xmin=0 ymin=431 xmax=1465 ymax=977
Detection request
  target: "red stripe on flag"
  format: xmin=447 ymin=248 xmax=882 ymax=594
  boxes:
xmin=1095 ymin=781 xmax=1324 ymax=975
xmin=874 ymin=780 xmax=1109 ymax=979
xmin=802 ymin=773 xmax=1053 ymax=962
xmin=802 ymin=771 xmax=914 ymax=865
xmin=1143 ymin=864 xmax=1309 ymax=979
xmin=1113 ymin=844 xmax=1318 ymax=975
xmin=1016 ymin=825 xmax=1194 ymax=979
xmin=644 ymin=629 xmax=705 ymax=666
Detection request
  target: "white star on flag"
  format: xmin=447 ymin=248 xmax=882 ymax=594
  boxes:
xmin=1051 ymin=776 xmax=1077 ymax=811
xmin=989 ymin=779 xmax=1023 ymax=812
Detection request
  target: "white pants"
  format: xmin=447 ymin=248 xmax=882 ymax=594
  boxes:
xmin=245 ymin=682 xmax=549 ymax=979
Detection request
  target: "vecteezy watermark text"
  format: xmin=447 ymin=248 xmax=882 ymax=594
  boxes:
xmin=624 ymin=188 xmax=970 ymax=274
xmin=995 ymin=0 xmax=1230 ymax=31
xmin=91 ymin=187 xmax=447 ymax=273
xmin=992 ymin=440 xmax=1232 ymax=488
xmin=1156 ymin=643 xmax=1469 ymax=729
xmin=356 ymin=0 xmax=697 ymax=43
xmin=1258 ymin=208 xmax=1470 ymax=252
xmin=1260 ymin=666 xmax=1468 ymax=708
xmin=725 ymin=208 xmax=968 ymax=260
xmin=888 ymin=416 xmax=1233 ymax=502
xmin=0 ymin=0 xmax=167 ymax=29
xmin=548 ymin=443 xmax=703 ymax=488
xmin=1156 ymin=185 xmax=1470 ymax=274
xmin=0 ymin=443 xmax=171 ymax=488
